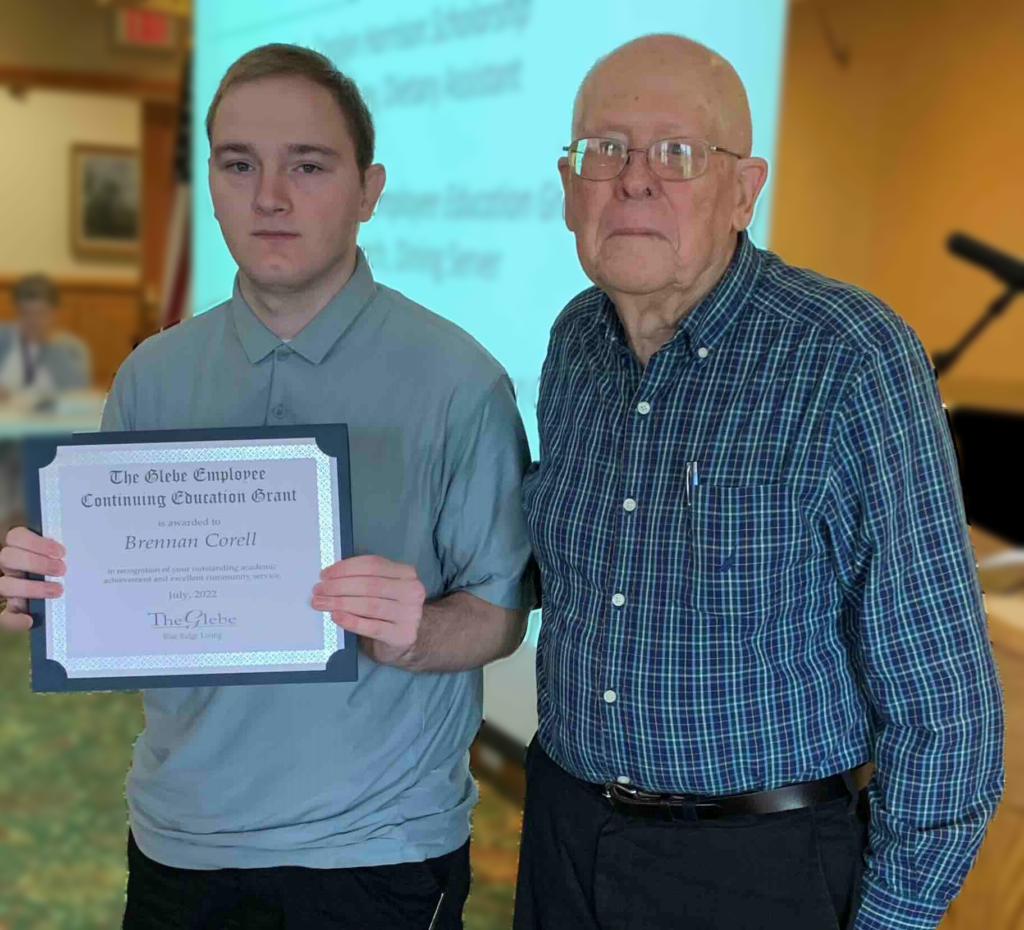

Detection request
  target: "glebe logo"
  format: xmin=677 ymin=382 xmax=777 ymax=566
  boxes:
xmin=149 ymin=610 xmax=238 ymax=629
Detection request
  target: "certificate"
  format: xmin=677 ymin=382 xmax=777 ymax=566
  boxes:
xmin=21 ymin=425 xmax=356 ymax=692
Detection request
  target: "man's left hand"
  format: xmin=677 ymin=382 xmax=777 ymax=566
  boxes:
xmin=312 ymin=555 xmax=427 ymax=668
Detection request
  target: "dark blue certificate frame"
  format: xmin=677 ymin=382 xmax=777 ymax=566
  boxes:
xmin=22 ymin=424 xmax=356 ymax=692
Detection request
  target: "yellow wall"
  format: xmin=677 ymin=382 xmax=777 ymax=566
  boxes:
xmin=774 ymin=12 xmax=1024 ymax=925
xmin=0 ymin=89 xmax=141 ymax=280
xmin=771 ymin=0 xmax=1024 ymax=389
xmin=0 ymin=0 xmax=182 ymax=81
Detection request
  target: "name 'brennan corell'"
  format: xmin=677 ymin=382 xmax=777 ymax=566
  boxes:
xmin=125 ymin=532 xmax=257 ymax=550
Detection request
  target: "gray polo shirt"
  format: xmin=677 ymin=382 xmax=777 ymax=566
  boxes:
xmin=101 ymin=248 xmax=533 ymax=870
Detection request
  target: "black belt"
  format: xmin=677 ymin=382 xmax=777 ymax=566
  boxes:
xmin=590 ymin=765 xmax=872 ymax=821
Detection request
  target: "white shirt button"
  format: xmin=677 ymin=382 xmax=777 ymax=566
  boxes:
xmin=623 ymin=498 xmax=637 ymax=513
xmin=697 ymin=346 xmax=710 ymax=359
xmin=603 ymin=689 xmax=617 ymax=704
xmin=636 ymin=401 xmax=651 ymax=415
xmin=617 ymin=775 xmax=631 ymax=785
xmin=611 ymin=593 xmax=626 ymax=608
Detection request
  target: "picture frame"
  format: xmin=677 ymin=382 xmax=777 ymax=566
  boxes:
xmin=70 ymin=144 xmax=141 ymax=259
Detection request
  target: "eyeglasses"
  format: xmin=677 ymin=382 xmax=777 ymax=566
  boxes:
xmin=563 ymin=137 xmax=743 ymax=182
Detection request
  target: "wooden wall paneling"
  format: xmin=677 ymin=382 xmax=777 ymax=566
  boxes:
xmin=0 ymin=66 xmax=178 ymax=101
xmin=141 ymin=99 xmax=179 ymax=339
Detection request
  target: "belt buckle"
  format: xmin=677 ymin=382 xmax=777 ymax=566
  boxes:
xmin=604 ymin=782 xmax=640 ymax=803
xmin=612 ymin=783 xmax=665 ymax=806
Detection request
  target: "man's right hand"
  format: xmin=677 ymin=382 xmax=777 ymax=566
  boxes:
xmin=0 ymin=527 xmax=66 ymax=632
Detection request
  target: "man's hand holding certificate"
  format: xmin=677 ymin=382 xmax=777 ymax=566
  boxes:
xmin=312 ymin=555 xmax=427 ymax=669
xmin=0 ymin=527 xmax=66 ymax=632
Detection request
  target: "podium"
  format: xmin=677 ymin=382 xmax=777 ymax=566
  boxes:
xmin=948 ymin=406 xmax=1024 ymax=547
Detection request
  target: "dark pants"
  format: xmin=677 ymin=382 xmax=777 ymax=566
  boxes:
xmin=123 ymin=830 xmax=471 ymax=930
xmin=513 ymin=737 xmax=869 ymax=930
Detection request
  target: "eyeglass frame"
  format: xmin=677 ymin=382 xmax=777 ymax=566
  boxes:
xmin=561 ymin=136 xmax=745 ymax=182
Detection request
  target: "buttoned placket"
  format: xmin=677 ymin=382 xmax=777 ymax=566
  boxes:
xmin=267 ymin=344 xmax=293 ymax=423
xmin=599 ymin=334 xmax=711 ymax=786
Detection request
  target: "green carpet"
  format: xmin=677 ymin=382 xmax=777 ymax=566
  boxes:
xmin=0 ymin=630 xmax=520 ymax=929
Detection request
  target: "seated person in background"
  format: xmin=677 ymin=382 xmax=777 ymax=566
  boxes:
xmin=0 ymin=274 xmax=91 ymax=403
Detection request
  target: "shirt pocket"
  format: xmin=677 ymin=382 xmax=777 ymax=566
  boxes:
xmin=683 ymin=483 xmax=814 ymax=616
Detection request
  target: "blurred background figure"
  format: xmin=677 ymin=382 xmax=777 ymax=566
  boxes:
xmin=0 ymin=273 xmax=91 ymax=529
xmin=0 ymin=274 xmax=91 ymax=402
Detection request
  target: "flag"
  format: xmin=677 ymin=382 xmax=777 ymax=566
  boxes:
xmin=159 ymin=53 xmax=191 ymax=330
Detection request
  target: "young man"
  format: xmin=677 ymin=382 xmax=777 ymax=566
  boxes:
xmin=0 ymin=44 xmax=534 ymax=930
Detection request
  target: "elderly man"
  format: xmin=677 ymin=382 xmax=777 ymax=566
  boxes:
xmin=515 ymin=34 xmax=1003 ymax=930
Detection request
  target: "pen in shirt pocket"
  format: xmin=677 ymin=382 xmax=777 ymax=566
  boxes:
xmin=684 ymin=461 xmax=699 ymax=507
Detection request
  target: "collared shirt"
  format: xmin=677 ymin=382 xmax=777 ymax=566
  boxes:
xmin=102 ymin=248 xmax=534 ymax=870
xmin=0 ymin=336 xmax=53 ymax=392
xmin=0 ymin=326 xmax=89 ymax=394
xmin=522 ymin=231 xmax=1004 ymax=930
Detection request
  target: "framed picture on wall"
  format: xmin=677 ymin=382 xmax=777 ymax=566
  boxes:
xmin=70 ymin=144 xmax=141 ymax=259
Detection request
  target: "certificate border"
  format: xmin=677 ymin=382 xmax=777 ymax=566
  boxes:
xmin=22 ymin=425 xmax=357 ymax=692
xmin=45 ymin=441 xmax=339 ymax=674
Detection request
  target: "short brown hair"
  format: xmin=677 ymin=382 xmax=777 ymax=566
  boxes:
xmin=13 ymin=273 xmax=58 ymax=307
xmin=205 ymin=43 xmax=375 ymax=176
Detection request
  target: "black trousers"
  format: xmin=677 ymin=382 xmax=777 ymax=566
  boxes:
xmin=513 ymin=737 xmax=869 ymax=930
xmin=122 ymin=830 xmax=471 ymax=930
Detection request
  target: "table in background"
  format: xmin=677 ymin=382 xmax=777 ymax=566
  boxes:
xmin=0 ymin=390 xmax=104 ymax=533
xmin=940 ymin=527 xmax=1024 ymax=929
xmin=0 ymin=389 xmax=105 ymax=440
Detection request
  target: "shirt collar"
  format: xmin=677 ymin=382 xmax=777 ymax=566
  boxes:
xmin=679 ymin=229 xmax=762 ymax=353
xmin=594 ymin=230 xmax=763 ymax=357
xmin=230 ymin=247 xmax=379 ymax=365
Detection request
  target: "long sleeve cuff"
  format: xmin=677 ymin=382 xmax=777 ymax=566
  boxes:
xmin=852 ymin=876 xmax=951 ymax=930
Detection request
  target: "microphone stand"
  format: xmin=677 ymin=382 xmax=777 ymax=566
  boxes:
xmin=933 ymin=282 xmax=1022 ymax=543
xmin=932 ymin=285 xmax=1020 ymax=378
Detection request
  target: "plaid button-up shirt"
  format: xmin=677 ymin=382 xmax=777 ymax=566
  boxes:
xmin=522 ymin=231 xmax=1004 ymax=930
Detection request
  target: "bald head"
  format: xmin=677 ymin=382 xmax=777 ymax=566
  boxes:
xmin=571 ymin=34 xmax=753 ymax=156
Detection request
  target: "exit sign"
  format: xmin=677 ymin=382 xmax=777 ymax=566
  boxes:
xmin=114 ymin=8 xmax=178 ymax=50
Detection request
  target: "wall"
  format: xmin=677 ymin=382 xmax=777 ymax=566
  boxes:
xmin=771 ymin=0 xmax=1024 ymax=388
xmin=0 ymin=88 xmax=141 ymax=281
xmin=0 ymin=0 xmax=182 ymax=82
xmin=775 ymin=9 xmax=1024 ymax=926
